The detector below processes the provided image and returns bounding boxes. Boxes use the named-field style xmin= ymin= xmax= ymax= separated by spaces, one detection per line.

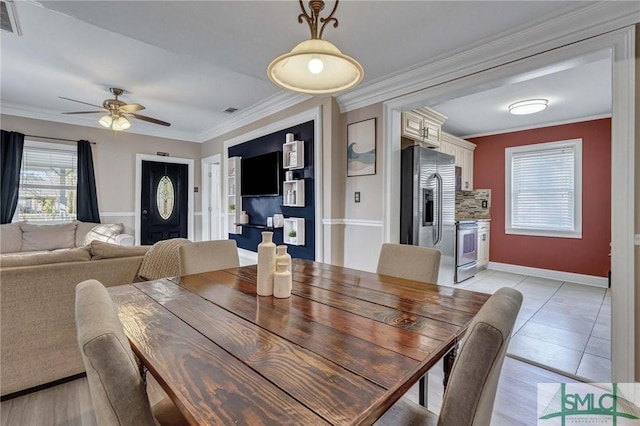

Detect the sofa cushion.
xmin=84 ymin=223 xmax=124 ymax=246
xmin=21 ymin=222 xmax=77 ymax=252
xmin=0 ymin=246 xmax=91 ymax=268
xmin=90 ymin=241 xmax=150 ymax=260
xmin=75 ymin=221 xmax=100 ymax=247
xmin=0 ymin=221 xmax=25 ymax=254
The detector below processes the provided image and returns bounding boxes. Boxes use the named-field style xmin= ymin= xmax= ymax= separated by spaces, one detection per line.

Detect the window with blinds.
xmin=15 ymin=141 xmax=78 ymax=222
xmin=505 ymin=139 xmax=582 ymax=238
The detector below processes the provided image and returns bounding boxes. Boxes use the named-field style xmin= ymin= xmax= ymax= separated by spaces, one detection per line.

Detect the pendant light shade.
xmin=112 ymin=115 xmax=131 ymax=131
xmin=268 ymin=0 xmax=364 ymax=95
xmin=98 ymin=114 xmax=113 ymax=128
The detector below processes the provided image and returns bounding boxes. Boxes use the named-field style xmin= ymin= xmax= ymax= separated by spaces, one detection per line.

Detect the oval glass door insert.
xmin=156 ymin=175 xmax=175 ymax=220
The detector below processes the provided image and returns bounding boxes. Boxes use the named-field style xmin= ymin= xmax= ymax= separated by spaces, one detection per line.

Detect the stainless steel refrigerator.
xmin=400 ymin=145 xmax=456 ymax=286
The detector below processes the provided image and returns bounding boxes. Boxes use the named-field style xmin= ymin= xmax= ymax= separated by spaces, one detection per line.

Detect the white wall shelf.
xmin=283 ymin=180 xmax=304 ymax=207
xmin=283 ymin=218 xmax=305 ymax=246
xmin=226 ymin=156 xmax=242 ymax=234
xmin=283 ymin=140 xmax=304 ymax=170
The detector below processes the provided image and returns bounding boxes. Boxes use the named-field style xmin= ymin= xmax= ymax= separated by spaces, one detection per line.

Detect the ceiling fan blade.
xmin=120 ymin=103 xmax=145 ymax=113
xmin=62 ymin=111 xmax=103 ymax=114
xmin=59 ymin=96 xmax=105 ymax=110
xmin=130 ymin=113 xmax=171 ymax=127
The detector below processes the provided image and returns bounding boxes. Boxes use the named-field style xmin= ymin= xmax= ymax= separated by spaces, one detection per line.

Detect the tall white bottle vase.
xmin=257 ymin=232 xmax=276 ymax=296
xmin=273 ymin=262 xmax=292 ymax=298
xmin=275 ymin=245 xmax=292 ymax=272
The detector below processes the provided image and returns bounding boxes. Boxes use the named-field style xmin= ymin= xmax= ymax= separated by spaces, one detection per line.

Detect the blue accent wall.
xmin=228 ymin=120 xmax=315 ymax=260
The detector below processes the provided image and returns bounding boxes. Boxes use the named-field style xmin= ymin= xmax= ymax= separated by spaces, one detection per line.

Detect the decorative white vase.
xmin=257 ymin=231 xmax=276 ymax=296
xmin=240 ymin=211 xmax=249 ymax=224
xmin=273 ymin=262 xmax=292 ymax=298
xmin=275 ymin=245 xmax=292 ymax=272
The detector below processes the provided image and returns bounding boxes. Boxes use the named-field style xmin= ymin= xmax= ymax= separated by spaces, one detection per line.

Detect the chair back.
xmin=178 ymin=240 xmax=240 ymax=275
xmin=438 ymin=287 xmax=523 ymax=426
xmin=376 ymin=243 xmax=441 ymax=283
xmin=75 ymin=279 xmax=156 ymax=426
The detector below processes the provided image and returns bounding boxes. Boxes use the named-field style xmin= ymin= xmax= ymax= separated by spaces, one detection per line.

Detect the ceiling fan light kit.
xmin=508 ymin=98 xmax=549 ymax=115
xmin=268 ymin=0 xmax=364 ymax=95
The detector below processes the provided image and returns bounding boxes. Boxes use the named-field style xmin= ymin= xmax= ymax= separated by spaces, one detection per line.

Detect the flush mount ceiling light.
xmin=267 ymin=0 xmax=364 ymax=95
xmin=508 ymin=99 xmax=549 ymax=115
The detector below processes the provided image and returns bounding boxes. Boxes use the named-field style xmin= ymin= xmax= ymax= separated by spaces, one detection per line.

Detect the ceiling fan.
xmin=60 ymin=87 xmax=171 ymax=131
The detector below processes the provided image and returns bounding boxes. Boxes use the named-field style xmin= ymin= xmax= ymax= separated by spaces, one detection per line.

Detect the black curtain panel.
xmin=76 ymin=139 xmax=101 ymax=223
xmin=0 ymin=130 xmax=25 ymax=224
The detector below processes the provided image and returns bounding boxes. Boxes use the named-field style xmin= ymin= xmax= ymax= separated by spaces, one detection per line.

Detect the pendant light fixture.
xmin=268 ymin=0 xmax=364 ymax=95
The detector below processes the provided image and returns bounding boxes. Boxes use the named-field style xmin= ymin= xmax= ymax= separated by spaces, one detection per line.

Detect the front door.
xmin=140 ymin=160 xmax=188 ymax=245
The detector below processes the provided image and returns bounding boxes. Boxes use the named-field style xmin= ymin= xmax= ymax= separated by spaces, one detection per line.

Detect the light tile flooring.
xmin=457 ymin=268 xmax=611 ymax=382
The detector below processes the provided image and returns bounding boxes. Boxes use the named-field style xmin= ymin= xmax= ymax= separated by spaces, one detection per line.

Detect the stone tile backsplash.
xmin=456 ymin=189 xmax=491 ymax=219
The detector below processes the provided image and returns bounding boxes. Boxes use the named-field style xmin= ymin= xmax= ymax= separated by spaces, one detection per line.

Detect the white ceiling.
xmin=0 ymin=1 xmax=613 ymax=142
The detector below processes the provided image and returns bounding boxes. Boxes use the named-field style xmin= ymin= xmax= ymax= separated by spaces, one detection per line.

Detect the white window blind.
xmin=15 ymin=141 xmax=78 ymax=222
xmin=505 ymin=139 xmax=582 ymax=238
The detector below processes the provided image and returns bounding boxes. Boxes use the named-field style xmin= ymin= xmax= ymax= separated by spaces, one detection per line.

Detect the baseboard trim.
xmin=487 ymin=262 xmax=608 ymax=288
xmin=1 ymin=373 xmax=87 ymax=401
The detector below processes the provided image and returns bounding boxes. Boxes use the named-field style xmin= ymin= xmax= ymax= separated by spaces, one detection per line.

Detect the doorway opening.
xmin=202 ymin=154 xmax=222 ymax=241
xmin=383 ymin=28 xmax=635 ymax=383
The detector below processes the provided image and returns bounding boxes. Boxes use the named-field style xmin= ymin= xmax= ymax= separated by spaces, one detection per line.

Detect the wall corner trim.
xmin=635 ymin=234 xmax=640 ymax=246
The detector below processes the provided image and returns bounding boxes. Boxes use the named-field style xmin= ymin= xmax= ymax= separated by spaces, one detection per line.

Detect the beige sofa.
xmin=0 ymin=220 xmax=134 ymax=255
xmin=0 ymin=240 xmax=149 ymax=397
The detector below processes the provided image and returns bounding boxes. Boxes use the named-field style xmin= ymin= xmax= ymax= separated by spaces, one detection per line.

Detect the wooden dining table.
xmin=108 ymin=259 xmax=490 ymax=426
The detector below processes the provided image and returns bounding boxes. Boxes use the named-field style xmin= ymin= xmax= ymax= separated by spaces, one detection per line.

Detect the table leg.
xmin=418 ymin=374 xmax=428 ymax=407
xmin=442 ymin=343 xmax=458 ymax=390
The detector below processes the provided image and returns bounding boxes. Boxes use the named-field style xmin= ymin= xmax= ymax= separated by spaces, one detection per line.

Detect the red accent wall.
xmin=470 ymin=119 xmax=611 ymax=277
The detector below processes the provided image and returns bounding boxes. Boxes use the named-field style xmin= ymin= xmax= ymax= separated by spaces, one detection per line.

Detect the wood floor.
xmin=1 ymin=356 xmax=574 ymax=426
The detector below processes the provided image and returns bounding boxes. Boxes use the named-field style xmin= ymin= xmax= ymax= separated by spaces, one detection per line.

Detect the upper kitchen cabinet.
xmin=401 ymin=107 xmax=447 ymax=148
xmin=440 ymin=132 xmax=476 ymax=191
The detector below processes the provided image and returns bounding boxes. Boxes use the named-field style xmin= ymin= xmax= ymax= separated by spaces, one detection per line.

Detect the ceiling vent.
xmin=1 ymin=0 xmax=22 ymax=35
xmin=223 ymin=107 xmax=238 ymax=114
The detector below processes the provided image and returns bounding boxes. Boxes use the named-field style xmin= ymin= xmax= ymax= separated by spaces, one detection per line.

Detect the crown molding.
xmin=459 ymin=113 xmax=612 ymax=139
xmin=336 ymin=2 xmax=640 ymax=113
xmin=195 ymin=91 xmax=311 ymax=143
xmin=2 ymin=90 xmax=311 ymax=144
xmin=1 ymin=102 xmax=201 ymax=143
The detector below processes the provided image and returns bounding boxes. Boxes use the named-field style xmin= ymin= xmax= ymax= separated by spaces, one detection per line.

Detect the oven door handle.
xmin=432 ymin=172 xmax=443 ymax=246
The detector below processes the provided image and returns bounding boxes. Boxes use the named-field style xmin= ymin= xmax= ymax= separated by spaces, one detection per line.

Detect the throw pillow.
xmin=90 ymin=241 xmax=150 ymax=260
xmin=0 ymin=221 xmax=25 ymax=254
xmin=20 ymin=222 xmax=77 ymax=252
xmin=84 ymin=223 xmax=125 ymax=245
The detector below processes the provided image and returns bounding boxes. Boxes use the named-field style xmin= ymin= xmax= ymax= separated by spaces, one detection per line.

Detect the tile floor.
xmin=457 ymin=268 xmax=611 ymax=382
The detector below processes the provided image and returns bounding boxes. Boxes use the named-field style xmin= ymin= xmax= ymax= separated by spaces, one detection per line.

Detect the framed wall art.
xmin=347 ymin=118 xmax=376 ymax=177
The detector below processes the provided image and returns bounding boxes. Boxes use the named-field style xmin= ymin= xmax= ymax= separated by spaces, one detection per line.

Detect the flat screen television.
xmin=241 ymin=152 xmax=281 ymax=196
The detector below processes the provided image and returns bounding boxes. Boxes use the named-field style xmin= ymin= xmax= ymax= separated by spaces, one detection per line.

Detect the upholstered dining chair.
xmin=375 ymin=287 xmax=523 ymax=426
xmin=75 ymin=279 xmax=188 ymax=426
xmin=137 ymin=238 xmax=191 ymax=281
xmin=178 ymin=239 xmax=240 ymax=275
xmin=376 ymin=243 xmax=441 ymax=284
xmin=377 ymin=242 xmax=442 ymax=405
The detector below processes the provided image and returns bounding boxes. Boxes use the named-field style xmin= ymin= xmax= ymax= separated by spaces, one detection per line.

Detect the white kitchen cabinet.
xmin=401 ymin=107 xmax=447 ymax=148
xmin=477 ymin=221 xmax=490 ymax=269
xmin=440 ymin=132 xmax=476 ymax=190
xmin=226 ymin=156 xmax=242 ymax=234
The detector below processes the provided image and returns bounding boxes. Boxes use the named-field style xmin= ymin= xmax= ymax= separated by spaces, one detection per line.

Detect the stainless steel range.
xmin=455 ymin=220 xmax=478 ymax=283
